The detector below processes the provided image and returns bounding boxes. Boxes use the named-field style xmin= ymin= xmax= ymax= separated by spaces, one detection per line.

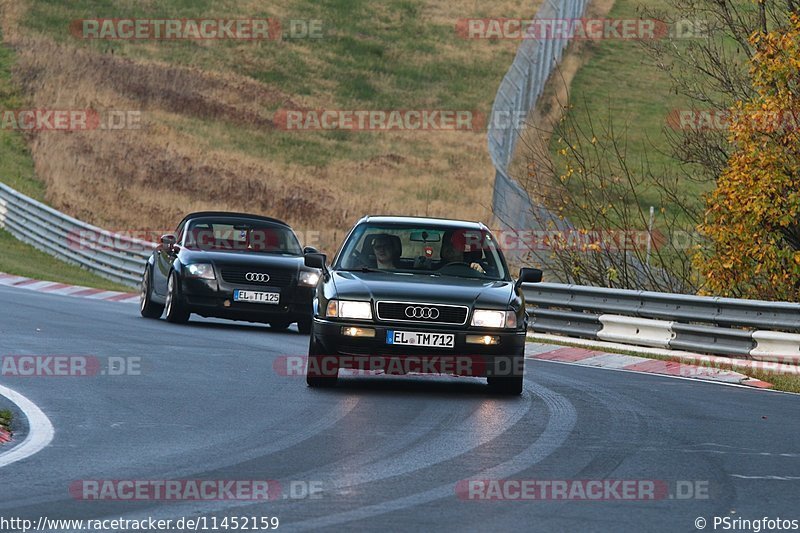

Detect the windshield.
xmin=182 ymin=218 xmax=303 ymax=255
xmin=335 ymin=223 xmax=508 ymax=280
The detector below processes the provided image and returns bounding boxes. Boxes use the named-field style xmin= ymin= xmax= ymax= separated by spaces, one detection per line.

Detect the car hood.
xmin=331 ymin=271 xmax=513 ymax=308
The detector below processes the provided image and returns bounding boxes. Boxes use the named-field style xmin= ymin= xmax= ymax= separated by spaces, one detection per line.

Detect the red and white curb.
xmin=0 ymin=271 xmax=780 ymax=389
xmin=526 ymin=344 xmax=773 ymax=389
xmin=0 ymin=427 xmax=10 ymax=444
xmin=0 ymin=273 xmax=138 ymax=303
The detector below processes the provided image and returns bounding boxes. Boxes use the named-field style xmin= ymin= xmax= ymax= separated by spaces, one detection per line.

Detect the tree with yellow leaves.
xmin=697 ymin=15 xmax=800 ymax=300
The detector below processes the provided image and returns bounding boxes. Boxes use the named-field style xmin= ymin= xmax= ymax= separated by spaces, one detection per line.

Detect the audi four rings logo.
xmin=245 ymin=272 xmax=270 ymax=282
xmin=405 ymin=306 xmax=440 ymax=319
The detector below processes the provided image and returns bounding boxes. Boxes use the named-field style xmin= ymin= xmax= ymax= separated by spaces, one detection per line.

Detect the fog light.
xmin=466 ymin=335 xmax=500 ymax=345
xmin=341 ymin=327 xmax=376 ymax=338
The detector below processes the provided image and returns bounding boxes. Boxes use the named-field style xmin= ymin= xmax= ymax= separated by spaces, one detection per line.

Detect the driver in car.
xmin=373 ymin=234 xmax=400 ymax=270
xmin=440 ymin=230 xmax=485 ymax=274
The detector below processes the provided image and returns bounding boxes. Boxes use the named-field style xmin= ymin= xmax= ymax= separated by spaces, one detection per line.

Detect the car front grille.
xmin=219 ymin=266 xmax=294 ymax=287
xmin=376 ymin=301 xmax=469 ymax=325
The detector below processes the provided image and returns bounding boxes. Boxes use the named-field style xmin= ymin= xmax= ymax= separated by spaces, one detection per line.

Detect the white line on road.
xmin=0 ymin=384 xmax=55 ymax=468
xmin=290 ymin=379 xmax=578 ymax=530
xmin=731 ymin=475 xmax=800 ymax=481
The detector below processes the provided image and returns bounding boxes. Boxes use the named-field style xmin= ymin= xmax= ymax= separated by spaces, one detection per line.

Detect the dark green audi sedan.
xmin=304 ymin=216 xmax=542 ymax=394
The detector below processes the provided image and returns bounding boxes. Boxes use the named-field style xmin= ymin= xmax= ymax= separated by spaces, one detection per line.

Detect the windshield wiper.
xmin=338 ymin=267 xmax=384 ymax=273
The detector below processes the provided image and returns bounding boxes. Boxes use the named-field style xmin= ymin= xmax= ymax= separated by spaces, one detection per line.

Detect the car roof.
xmin=357 ymin=215 xmax=488 ymax=231
xmin=178 ymin=211 xmax=291 ymax=228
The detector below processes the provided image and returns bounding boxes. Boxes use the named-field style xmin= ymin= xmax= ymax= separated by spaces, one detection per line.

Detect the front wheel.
xmin=269 ymin=320 xmax=292 ymax=332
xmin=165 ymin=271 xmax=190 ymax=324
xmin=487 ymin=354 xmax=524 ymax=395
xmin=487 ymin=375 xmax=524 ymax=395
xmin=140 ymin=264 xmax=165 ymax=319
xmin=297 ymin=317 xmax=312 ymax=335
xmin=306 ymin=335 xmax=338 ymax=387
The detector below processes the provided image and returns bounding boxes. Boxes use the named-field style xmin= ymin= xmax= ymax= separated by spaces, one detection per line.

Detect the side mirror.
xmin=515 ymin=267 xmax=543 ymax=289
xmin=303 ymin=246 xmax=320 ymax=255
xmin=160 ymin=233 xmax=177 ymax=250
xmin=304 ymin=252 xmax=327 ymax=270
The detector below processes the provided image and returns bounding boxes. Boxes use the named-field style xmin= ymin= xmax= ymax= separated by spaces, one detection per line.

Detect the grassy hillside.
xmin=542 ymin=0 xmax=707 ymax=224
xmin=0 ymin=23 xmax=129 ymax=289
xmin=0 ymin=25 xmax=41 ymax=200
xmin=0 ymin=0 xmax=540 ymax=256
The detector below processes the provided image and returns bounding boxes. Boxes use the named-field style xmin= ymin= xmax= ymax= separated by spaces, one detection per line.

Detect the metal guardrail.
xmin=1 ymin=182 xmax=799 ymax=364
xmin=488 ymin=0 xmax=588 ymax=251
xmin=0 ymin=183 xmax=152 ymax=287
xmin=523 ymin=283 xmax=800 ymax=364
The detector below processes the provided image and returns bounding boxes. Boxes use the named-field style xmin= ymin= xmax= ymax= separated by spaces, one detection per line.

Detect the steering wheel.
xmin=439 ymin=261 xmax=484 ymax=276
xmin=414 ymin=256 xmax=433 ymax=269
xmin=442 ymin=261 xmax=469 ymax=268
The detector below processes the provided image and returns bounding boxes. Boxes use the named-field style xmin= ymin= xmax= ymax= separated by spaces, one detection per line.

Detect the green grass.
xmin=1 ymin=26 xmax=120 ymax=291
xmin=0 ymin=409 xmax=12 ymax=431
xmin=0 ymin=229 xmax=132 ymax=291
xmin=0 ymin=30 xmax=43 ymax=201
xmin=0 ymin=28 xmax=127 ymax=291
xmin=550 ymin=0 xmax=706 ymax=224
xmin=528 ymin=334 xmax=800 ymax=394
xmin=2 ymin=0 xmax=532 ymax=173
xmin=0 ymin=0 xmax=530 ymax=287
xmin=163 ymin=112 xmax=403 ymax=168
xmin=21 ymin=0 xmax=519 ymax=114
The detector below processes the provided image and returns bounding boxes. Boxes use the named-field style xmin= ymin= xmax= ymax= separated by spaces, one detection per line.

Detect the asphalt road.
xmin=0 ymin=284 xmax=799 ymax=532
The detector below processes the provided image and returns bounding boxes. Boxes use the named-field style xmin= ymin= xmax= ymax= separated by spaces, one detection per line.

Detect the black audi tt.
xmin=304 ymin=215 xmax=542 ymax=394
xmin=139 ymin=211 xmax=321 ymax=332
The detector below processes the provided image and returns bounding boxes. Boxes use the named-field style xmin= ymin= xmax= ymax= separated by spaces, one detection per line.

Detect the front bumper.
xmin=311 ymin=317 xmax=526 ymax=377
xmin=180 ymin=277 xmax=314 ymax=322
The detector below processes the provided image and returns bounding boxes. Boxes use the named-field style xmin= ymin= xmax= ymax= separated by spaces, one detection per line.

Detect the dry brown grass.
xmin=1 ymin=0 xmax=542 ymax=254
xmin=0 ymin=0 xmax=24 ymax=42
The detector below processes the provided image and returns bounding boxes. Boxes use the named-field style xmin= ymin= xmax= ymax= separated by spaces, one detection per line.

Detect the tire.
xmin=139 ymin=265 xmax=165 ymax=319
xmin=306 ymin=335 xmax=338 ymax=387
xmin=297 ymin=317 xmax=312 ymax=335
xmin=269 ymin=320 xmax=292 ymax=331
xmin=487 ymin=375 xmax=524 ymax=395
xmin=165 ymin=270 xmax=191 ymax=324
xmin=487 ymin=354 xmax=524 ymax=395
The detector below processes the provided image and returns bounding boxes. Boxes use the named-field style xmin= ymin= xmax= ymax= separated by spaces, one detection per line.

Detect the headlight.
xmin=325 ymin=299 xmax=373 ymax=320
xmin=298 ymin=270 xmax=321 ymax=287
xmin=471 ymin=309 xmax=516 ymax=328
xmin=185 ymin=263 xmax=215 ymax=280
